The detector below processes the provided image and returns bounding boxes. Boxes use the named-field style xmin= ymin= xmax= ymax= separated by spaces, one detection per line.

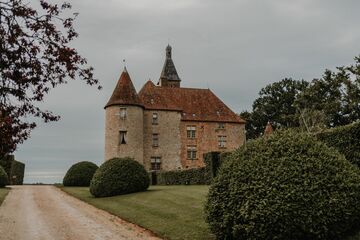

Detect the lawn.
xmin=0 ymin=188 xmax=10 ymax=206
xmin=61 ymin=185 xmax=215 ymax=240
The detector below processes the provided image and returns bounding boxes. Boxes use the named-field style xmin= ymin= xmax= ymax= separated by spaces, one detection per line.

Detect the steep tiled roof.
xmin=139 ymin=82 xmax=245 ymax=123
xmin=105 ymin=68 xmax=143 ymax=109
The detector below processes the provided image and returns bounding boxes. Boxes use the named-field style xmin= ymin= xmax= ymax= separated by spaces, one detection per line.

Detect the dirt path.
xmin=0 ymin=186 xmax=161 ymax=240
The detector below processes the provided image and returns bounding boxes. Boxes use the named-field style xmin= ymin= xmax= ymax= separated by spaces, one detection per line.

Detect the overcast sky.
xmin=15 ymin=0 xmax=360 ymax=183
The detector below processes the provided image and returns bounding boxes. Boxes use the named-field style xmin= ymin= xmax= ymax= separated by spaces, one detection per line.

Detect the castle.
xmin=104 ymin=45 xmax=246 ymax=171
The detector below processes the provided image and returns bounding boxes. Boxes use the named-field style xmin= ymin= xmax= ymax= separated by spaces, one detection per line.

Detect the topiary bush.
xmin=0 ymin=166 xmax=8 ymax=188
xmin=317 ymin=121 xmax=360 ymax=167
xmin=90 ymin=157 xmax=149 ymax=197
xmin=63 ymin=161 xmax=98 ymax=187
xmin=205 ymin=130 xmax=360 ymax=240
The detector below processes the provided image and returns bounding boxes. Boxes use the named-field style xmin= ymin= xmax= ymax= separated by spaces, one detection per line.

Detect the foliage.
xmin=240 ymin=78 xmax=308 ymax=139
xmin=317 ymin=121 xmax=360 ymax=167
xmin=0 ymin=155 xmax=13 ymax=177
xmin=63 ymin=161 xmax=98 ymax=187
xmin=205 ymin=130 xmax=360 ymax=240
xmin=157 ymin=167 xmax=209 ymax=185
xmin=0 ymin=166 xmax=8 ymax=187
xmin=296 ymin=65 xmax=360 ymax=128
xmin=90 ymin=158 xmax=149 ymax=197
xmin=61 ymin=185 xmax=214 ymax=240
xmin=0 ymin=0 xmax=100 ymax=158
xmin=243 ymin=56 xmax=360 ymax=139
xmin=9 ymin=160 xmax=24 ymax=185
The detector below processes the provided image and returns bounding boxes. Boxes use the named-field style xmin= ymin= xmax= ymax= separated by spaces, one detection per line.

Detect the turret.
xmin=159 ymin=45 xmax=181 ymax=88
xmin=104 ymin=68 xmax=144 ymax=164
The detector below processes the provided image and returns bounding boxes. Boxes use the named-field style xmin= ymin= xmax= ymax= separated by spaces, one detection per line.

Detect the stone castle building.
xmin=104 ymin=45 xmax=245 ymax=171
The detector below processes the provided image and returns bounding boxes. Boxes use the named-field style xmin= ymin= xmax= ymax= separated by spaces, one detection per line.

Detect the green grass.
xmin=61 ymin=185 xmax=214 ymax=240
xmin=0 ymin=188 xmax=10 ymax=206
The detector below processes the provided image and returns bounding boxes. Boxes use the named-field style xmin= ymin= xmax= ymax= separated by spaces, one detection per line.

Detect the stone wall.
xmin=104 ymin=105 xmax=144 ymax=164
xmin=143 ymin=110 xmax=182 ymax=171
xmin=179 ymin=121 xmax=245 ymax=169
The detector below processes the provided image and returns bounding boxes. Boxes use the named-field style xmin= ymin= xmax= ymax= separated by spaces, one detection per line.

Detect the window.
xmin=187 ymin=126 xmax=196 ymax=139
xmin=152 ymin=133 xmax=159 ymax=147
xmin=150 ymin=157 xmax=161 ymax=171
xmin=119 ymin=131 xmax=127 ymax=144
xmin=118 ymin=108 xmax=127 ymax=119
xmin=218 ymin=123 xmax=225 ymax=129
xmin=152 ymin=113 xmax=158 ymax=125
xmin=187 ymin=146 xmax=197 ymax=160
xmin=218 ymin=135 xmax=227 ymax=148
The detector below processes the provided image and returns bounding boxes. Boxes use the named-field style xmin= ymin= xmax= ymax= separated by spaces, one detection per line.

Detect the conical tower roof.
xmin=105 ymin=68 xmax=143 ymax=109
xmin=264 ymin=122 xmax=274 ymax=136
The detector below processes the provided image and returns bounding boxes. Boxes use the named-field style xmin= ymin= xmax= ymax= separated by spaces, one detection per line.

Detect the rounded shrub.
xmin=63 ymin=161 xmax=98 ymax=187
xmin=90 ymin=157 xmax=149 ymax=197
xmin=0 ymin=166 xmax=8 ymax=188
xmin=205 ymin=130 xmax=360 ymax=240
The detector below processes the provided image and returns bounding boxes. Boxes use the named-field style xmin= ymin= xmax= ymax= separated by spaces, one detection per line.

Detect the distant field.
xmin=61 ymin=185 xmax=214 ymax=240
xmin=0 ymin=188 xmax=10 ymax=206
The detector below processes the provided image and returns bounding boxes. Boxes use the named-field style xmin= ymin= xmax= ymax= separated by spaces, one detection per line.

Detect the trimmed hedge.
xmin=205 ymin=130 xmax=360 ymax=240
xmin=63 ymin=161 xmax=98 ymax=187
xmin=0 ymin=155 xmax=14 ymax=179
xmin=0 ymin=166 xmax=8 ymax=187
xmin=90 ymin=157 xmax=149 ymax=197
xmin=0 ymin=155 xmax=25 ymax=185
xmin=317 ymin=121 xmax=360 ymax=167
xmin=157 ymin=167 xmax=210 ymax=185
xmin=9 ymin=160 xmax=25 ymax=185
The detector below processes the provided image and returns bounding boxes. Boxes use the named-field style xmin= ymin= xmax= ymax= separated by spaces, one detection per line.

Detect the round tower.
xmin=104 ymin=68 xmax=144 ymax=165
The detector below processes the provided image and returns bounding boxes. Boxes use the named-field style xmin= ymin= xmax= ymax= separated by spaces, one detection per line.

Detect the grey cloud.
xmin=16 ymin=0 xmax=360 ymax=183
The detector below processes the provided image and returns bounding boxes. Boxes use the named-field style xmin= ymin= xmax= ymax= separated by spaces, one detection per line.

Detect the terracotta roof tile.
xmin=139 ymin=83 xmax=245 ymax=123
xmin=105 ymin=69 xmax=143 ymax=109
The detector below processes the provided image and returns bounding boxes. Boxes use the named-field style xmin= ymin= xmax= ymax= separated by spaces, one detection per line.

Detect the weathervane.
xmin=123 ymin=59 xmax=127 ymax=72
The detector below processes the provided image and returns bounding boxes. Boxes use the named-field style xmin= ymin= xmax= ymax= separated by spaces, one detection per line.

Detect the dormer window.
xmin=119 ymin=108 xmax=127 ymax=119
xmin=119 ymin=131 xmax=127 ymax=144
xmin=152 ymin=113 xmax=158 ymax=125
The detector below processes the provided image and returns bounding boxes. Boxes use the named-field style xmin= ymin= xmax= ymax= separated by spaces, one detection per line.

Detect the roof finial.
xmin=123 ymin=59 xmax=127 ymax=72
xmin=166 ymin=44 xmax=172 ymax=59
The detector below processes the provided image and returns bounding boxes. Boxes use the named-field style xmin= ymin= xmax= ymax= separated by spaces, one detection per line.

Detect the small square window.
xmin=186 ymin=126 xmax=196 ymax=139
xmin=187 ymin=146 xmax=197 ymax=160
xmin=119 ymin=131 xmax=127 ymax=144
xmin=218 ymin=123 xmax=225 ymax=129
xmin=152 ymin=113 xmax=158 ymax=125
xmin=118 ymin=108 xmax=127 ymax=119
xmin=218 ymin=135 xmax=227 ymax=148
xmin=150 ymin=157 xmax=161 ymax=171
xmin=152 ymin=133 xmax=159 ymax=147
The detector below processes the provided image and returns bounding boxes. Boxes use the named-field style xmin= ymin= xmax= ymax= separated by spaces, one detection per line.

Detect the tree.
xmin=0 ymin=0 xmax=100 ymax=158
xmin=242 ymin=78 xmax=308 ymax=139
xmin=296 ymin=61 xmax=360 ymax=128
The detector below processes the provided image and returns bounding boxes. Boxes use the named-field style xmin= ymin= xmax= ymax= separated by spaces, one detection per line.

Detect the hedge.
xmin=0 ymin=166 xmax=8 ymax=187
xmin=156 ymin=167 xmax=210 ymax=185
xmin=152 ymin=152 xmax=231 ymax=185
xmin=0 ymin=155 xmax=25 ymax=185
xmin=317 ymin=121 xmax=360 ymax=167
xmin=63 ymin=161 xmax=98 ymax=187
xmin=9 ymin=160 xmax=25 ymax=185
xmin=0 ymin=155 xmax=14 ymax=178
xmin=205 ymin=130 xmax=360 ymax=240
xmin=90 ymin=157 xmax=149 ymax=197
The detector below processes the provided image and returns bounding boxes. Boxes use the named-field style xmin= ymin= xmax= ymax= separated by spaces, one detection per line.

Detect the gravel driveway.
xmin=0 ymin=185 xmax=161 ymax=240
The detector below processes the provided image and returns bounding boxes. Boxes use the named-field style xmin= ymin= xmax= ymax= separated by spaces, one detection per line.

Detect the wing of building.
xmin=104 ymin=45 xmax=245 ymax=171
